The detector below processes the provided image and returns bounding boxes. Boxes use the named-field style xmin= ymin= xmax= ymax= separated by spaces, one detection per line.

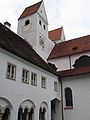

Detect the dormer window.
xmin=39 ymin=20 xmax=41 ymax=25
xmin=25 ymin=19 xmax=30 ymax=25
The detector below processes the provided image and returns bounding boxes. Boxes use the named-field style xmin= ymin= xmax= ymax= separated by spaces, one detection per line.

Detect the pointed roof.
xmin=18 ymin=1 xmax=42 ymax=20
xmin=48 ymin=27 xmax=63 ymax=41
xmin=48 ymin=35 xmax=90 ymax=60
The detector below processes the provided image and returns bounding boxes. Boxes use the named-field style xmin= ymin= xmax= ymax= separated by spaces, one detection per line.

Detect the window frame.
xmin=41 ymin=76 xmax=46 ymax=88
xmin=31 ymin=72 xmax=37 ymax=86
xmin=22 ymin=68 xmax=29 ymax=84
xmin=64 ymin=87 xmax=73 ymax=109
xmin=43 ymin=25 xmax=45 ymax=30
xmin=25 ymin=19 xmax=30 ymax=26
xmin=39 ymin=20 xmax=42 ymax=26
xmin=54 ymin=81 xmax=58 ymax=92
xmin=6 ymin=62 xmax=16 ymax=80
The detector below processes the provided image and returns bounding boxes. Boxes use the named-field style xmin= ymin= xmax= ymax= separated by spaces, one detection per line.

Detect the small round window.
xmin=25 ymin=19 xmax=30 ymax=25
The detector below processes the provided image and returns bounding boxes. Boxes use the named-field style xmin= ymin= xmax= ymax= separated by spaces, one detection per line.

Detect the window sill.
xmin=6 ymin=76 xmax=16 ymax=81
xmin=64 ymin=106 xmax=73 ymax=109
xmin=31 ymin=83 xmax=37 ymax=86
xmin=22 ymin=81 xmax=29 ymax=84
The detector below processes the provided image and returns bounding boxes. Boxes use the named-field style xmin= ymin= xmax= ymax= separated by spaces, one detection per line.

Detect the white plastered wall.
xmin=0 ymin=48 xmax=61 ymax=120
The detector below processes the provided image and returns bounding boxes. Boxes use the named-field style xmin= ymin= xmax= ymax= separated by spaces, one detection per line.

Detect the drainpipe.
xmin=69 ymin=55 xmax=71 ymax=69
xmin=59 ymin=77 xmax=64 ymax=120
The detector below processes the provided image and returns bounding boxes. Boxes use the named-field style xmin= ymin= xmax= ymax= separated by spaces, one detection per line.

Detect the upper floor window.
xmin=31 ymin=72 xmax=37 ymax=86
xmin=25 ymin=19 xmax=30 ymax=25
xmin=41 ymin=76 xmax=46 ymax=88
xmin=54 ymin=81 xmax=58 ymax=92
xmin=39 ymin=20 xmax=41 ymax=25
xmin=43 ymin=25 xmax=45 ymax=30
xmin=65 ymin=87 xmax=73 ymax=108
xmin=22 ymin=68 xmax=29 ymax=83
xmin=6 ymin=62 xmax=16 ymax=80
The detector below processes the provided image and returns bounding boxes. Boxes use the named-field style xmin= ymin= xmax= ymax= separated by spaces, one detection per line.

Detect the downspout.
xmin=59 ymin=77 xmax=64 ymax=120
xmin=69 ymin=55 xmax=71 ymax=69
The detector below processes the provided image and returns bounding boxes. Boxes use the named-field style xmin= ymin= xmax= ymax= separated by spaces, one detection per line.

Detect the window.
xmin=43 ymin=25 xmax=45 ymax=30
xmin=22 ymin=68 xmax=29 ymax=83
xmin=39 ymin=20 xmax=41 ymax=25
xmin=31 ymin=72 xmax=37 ymax=86
xmin=41 ymin=76 xmax=46 ymax=88
xmin=54 ymin=81 xmax=58 ymax=92
xmin=25 ymin=19 xmax=30 ymax=25
xmin=65 ymin=87 xmax=73 ymax=108
xmin=39 ymin=36 xmax=45 ymax=49
xmin=6 ymin=62 xmax=16 ymax=80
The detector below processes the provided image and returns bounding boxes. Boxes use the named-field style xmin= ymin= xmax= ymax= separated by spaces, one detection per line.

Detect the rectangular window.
xmin=22 ymin=68 xmax=29 ymax=83
xmin=41 ymin=76 xmax=46 ymax=88
xmin=54 ymin=81 xmax=58 ymax=92
xmin=6 ymin=62 xmax=16 ymax=80
xmin=31 ymin=72 xmax=37 ymax=86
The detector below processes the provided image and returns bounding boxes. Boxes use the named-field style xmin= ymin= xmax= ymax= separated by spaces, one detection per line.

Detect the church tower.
xmin=17 ymin=1 xmax=54 ymax=61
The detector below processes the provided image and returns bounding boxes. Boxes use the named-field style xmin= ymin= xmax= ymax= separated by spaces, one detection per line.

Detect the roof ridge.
xmin=49 ymin=27 xmax=63 ymax=32
xmin=18 ymin=0 xmax=42 ymax=20
xmin=67 ymin=34 xmax=90 ymax=41
xmin=55 ymin=34 xmax=90 ymax=46
xmin=26 ymin=0 xmax=42 ymax=10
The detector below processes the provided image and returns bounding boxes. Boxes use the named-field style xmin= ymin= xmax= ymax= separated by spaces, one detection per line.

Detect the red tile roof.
xmin=48 ymin=27 xmax=62 ymax=41
xmin=57 ymin=66 xmax=90 ymax=77
xmin=0 ymin=23 xmax=57 ymax=75
xmin=18 ymin=1 xmax=42 ymax=20
xmin=48 ymin=35 xmax=90 ymax=60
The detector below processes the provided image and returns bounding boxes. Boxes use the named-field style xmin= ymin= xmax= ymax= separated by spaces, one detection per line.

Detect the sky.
xmin=0 ymin=0 xmax=90 ymax=40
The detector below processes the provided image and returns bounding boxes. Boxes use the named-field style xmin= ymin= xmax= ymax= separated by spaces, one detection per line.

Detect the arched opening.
xmin=25 ymin=20 xmax=30 ymax=25
xmin=22 ymin=108 xmax=28 ymax=120
xmin=42 ymin=108 xmax=46 ymax=120
xmin=39 ymin=108 xmax=42 ymax=120
xmin=29 ymin=108 xmax=34 ymax=120
xmin=2 ymin=108 xmax=10 ymax=120
xmin=18 ymin=100 xmax=35 ymax=120
xmin=51 ymin=98 xmax=60 ymax=120
xmin=73 ymin=55 xmax=90 ymax=68
xmin=0 ymin=97 xmax=12 ymax=120
xmin=65 ymin=87 xmax=73 ymax=107
xmin=39 ymin=102 xmax=48 ymax=120
xmin=18 ymin=108 xmax=23 ymax=120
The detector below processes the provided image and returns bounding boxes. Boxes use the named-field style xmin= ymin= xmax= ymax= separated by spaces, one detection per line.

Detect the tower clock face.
xmin=21 ymin=20 xmax=33 ymax=34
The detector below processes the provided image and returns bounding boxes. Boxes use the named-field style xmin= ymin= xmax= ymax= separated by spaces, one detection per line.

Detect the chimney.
xmin=4 ymin=21 xmax=11 ymax=29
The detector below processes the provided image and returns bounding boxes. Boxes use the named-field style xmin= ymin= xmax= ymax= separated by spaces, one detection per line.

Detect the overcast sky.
xmin=0 ymin=0 xmax=90 ymax=40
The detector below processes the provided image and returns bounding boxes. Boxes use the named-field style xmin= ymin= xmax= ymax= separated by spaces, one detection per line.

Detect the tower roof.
xmin=48 ymin=27 xmax=63 ymax=41
xmin=18 ymin=1 xmax=42 ymax=20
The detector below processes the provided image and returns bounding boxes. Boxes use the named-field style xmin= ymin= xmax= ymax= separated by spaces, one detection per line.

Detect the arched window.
xmin=39 ymin=108 xmax=42 ymax=120
xmin=25 ymin=20 xmax=30 ymax=25
xmin=65 ymin=88 xmax=73 ymax=107
xmin=18 ymin=108 xmax=23 ymax=120
xmin=29 ymin=108 xmax=34 ymax=120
